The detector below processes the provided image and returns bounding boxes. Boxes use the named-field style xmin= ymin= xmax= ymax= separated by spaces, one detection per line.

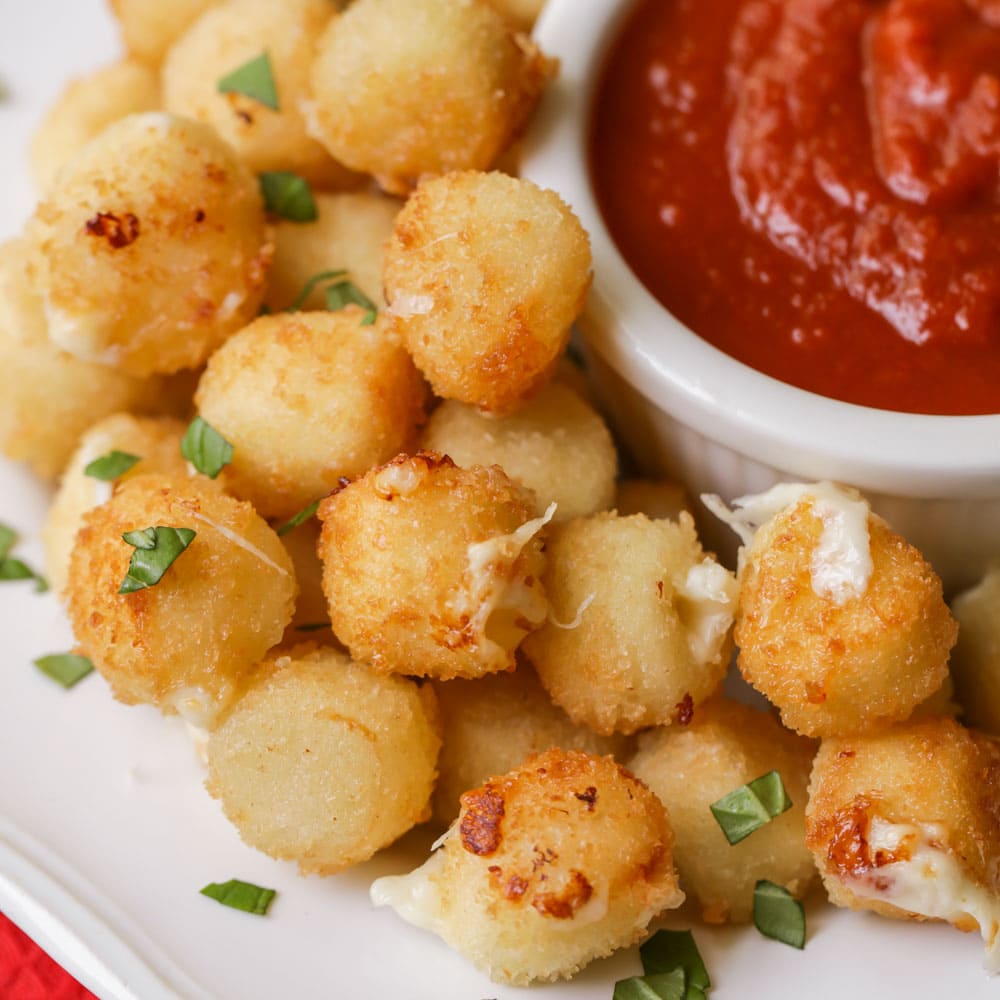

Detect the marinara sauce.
xmin=591 ymin=0 xmax=1000 ymax=414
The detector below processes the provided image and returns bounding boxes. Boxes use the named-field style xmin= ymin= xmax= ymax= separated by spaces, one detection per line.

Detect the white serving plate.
xmin=0 ymin=3 xmax=994 ymax=998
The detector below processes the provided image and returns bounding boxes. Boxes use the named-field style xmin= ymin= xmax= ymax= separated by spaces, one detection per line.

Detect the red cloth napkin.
xmin=0 ymin=912 xmax=96 ymax=999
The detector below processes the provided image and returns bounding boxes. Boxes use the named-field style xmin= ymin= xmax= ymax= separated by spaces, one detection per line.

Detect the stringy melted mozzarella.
xmin=702 ymin=481 xmax=872 ymax=605
xmin=846 ymin=819 xmax=1000 ymax=971
xmin=676 ymin=558 xmax=739 ymax=665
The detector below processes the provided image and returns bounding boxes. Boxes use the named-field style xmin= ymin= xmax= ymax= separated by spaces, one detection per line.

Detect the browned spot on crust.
xmin=85 ymin=212 xmax=140 ymax=249
xmin=531 ymin=846 xmax=557 ymax=871
xmin=805 ymin=681 xmax=828 ymax=705
xmin=459 ymin=784 xmax=505 ymax=856
xmin=656 ymin=579 xmax=664 ymax=598
xmin=676 ymin=692 xmax=694 ymax=725
xmin=574 ymin=786 xmax=598 ymax=811
xmin=825 ymin=796 xmax=910 ymax=876
xmin=531 ymin=870 xmax=593 ymax=919
xmin=639 ymin=842 xmax=666 ymax=881
xmin=194 ymin=210 xmax=205 ymax=223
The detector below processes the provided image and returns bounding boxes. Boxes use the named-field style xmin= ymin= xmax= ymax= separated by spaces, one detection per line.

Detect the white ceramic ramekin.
xmin=520 ymin=0 xmax=1000 ymax=592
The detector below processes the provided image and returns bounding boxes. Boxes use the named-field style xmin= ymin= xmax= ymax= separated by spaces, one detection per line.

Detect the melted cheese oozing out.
xmin=165 ymin=685 xmax=216 ymax=730
xmin=848 ymin=819 xmax=1000 ymax=971
xmin=370 ymin=850 xmax=449 ymax=934
xmin=454 ymin=502 xmax=556 ymax=654
xmin=388 ymin=292 xmax=434 ymax=318
xmin=183 ymin=720 xmax=210 ymax=766
xmin=676 ymin=559 xmax=739 ymax=665
xmin=45 ymin=301 xmax=124 ymax=367
xmin=191 ymin=512 xmax=289 ymax=576
xmin=702 ymin=481 xmax=873 ymax=605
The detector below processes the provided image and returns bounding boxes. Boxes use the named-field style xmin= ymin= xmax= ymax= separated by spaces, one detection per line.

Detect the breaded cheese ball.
xmin=318 ymin=452 xmax=548 ymax=679
xmin=431 ymin=666 xmax=630 ymax=824
xmin=385 ymin=171 xmax=592 ymax=414
xmin=805 ymin=717 xmax=1000 ymax=966
xmin=278 ymin=518 xmax=333 ymax=641
xmin=66 ymin=474 xmax=296 ymax=728
xmin=0 ymin=239 xmax=149 ymax=480
xmin=42 ymin=413 xmax=190 ymax=597
xmin=951 ymin=565 xmax=1000 ymax=735
xmin=724 ymin=483 xmax=956 ymax=738
xmin=616 ymin=479 xmax=692 ymax=522
xmin=522 ymin=512 xmax=738 ymax=735
xmin=372 ymin=749 xmax=683 ymax=985
xmin=31 ymin=60 xmax=160 ymax=192
xmin=109 ymin=0 xmax=221 ymax=65
xmin=207 ymin=645 xmax=440 ymax=874
xmin=195 ymin=310 xmax=426 ymax=520
xmin=264 ymin=191 xmax=400 ymax=311
xmin=308 ymin=0 xmax=552 ymax=193
xmin=27 ymin=113 xmax=270 ymax=376
xmin=162 ymin=0 xmax=351 ymax=187
xmin=629 ymin=698 xmax=817 ymax=924
xmin=420 ymin=383 xmax=616 ymax=522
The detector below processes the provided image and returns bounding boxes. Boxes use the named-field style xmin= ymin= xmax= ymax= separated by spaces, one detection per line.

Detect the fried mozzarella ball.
xmin=263 ymin=191 xmax=400 ymax=311
xmin=66 ymin=474 xmax=295 ymax=728
xmin=718 ymin=483 xmax=956 ymax=738
xmin=951 ymin=565 xmax=1000 ymax=735
xmin=42 ymin=413 xmax=190 ymax=597
xmin=207 ymin=645 xmax=440 ymax=874
xmin=308 ymin=0 xmax=552 ymax=193
xmin=31 ymin=60 xmax=160 ymax=192
xmin=27 ymin=113 xmax=270 ymax=377
xmin=522 ymin=512 xmax=738 ymax=735
xmin=616 ymin=479 xmax=692 ymax=522
xmin=0 ymin=240 xmax=149 ymax=479
xmin=372 ymin=749 xmax=683 ymax=985
xmin=162 ymin=0 xmax=351 ymax=187
xmin=318 ymin=452 xmax=549 ymax=680
xmin=629 ymin=698 xmax=816 ymax=924
xmin=195 ymin=310 xmax=426 ymax=520
xmin=278 ymin=519 xmax=333 ymax=641
xmin=805 ymin=717 xmax=1000 ymax=967
xmin=431 ymin=666 xmax=630 ymax=824
xmin=420 ymin=383 xmax=616 ymax=522
xmin=484 ymin=0 xmax=547 ymax=32
xmin=385 ymin=171 xmax=592 ymax=415
xmin=109 ymin=0 xmax=221 ymax=65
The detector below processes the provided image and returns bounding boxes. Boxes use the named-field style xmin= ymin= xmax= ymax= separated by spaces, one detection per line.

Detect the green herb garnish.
xmin=287 ymin=269 xmax=347 ymax=312
xmin=613 ymin=970 xmax=687 ymax=1000
xmin=34 ymin=653 xmax=94 ymax=688
xmin=709 ymin=770 xmax=791 ymax=845
xmin=639 ymin=930 xmax=710 ymax=991
xmin=753 ymin=880 xmax=806 ymax=949
xmin=181 ymin=417 xmax=233 ymax=480
xmin=217 ymin=52 xmax=278 ymax=111
xmin=0 ymin=524 xmax=15 ymax=561
xmin=277 ymin=499 xmax=321 ymax=537
xmin=84 ymin=450 xmax=141 ymax=481
xmin=325 ymin=279 xmax=377 ymax=325
xmin=119 ymin=526 xmax=196 ymax=594
xmin=200 ymin=879 xmax=276 ymax=915
xmin=259 ymin=171 xmax=317 ymax=223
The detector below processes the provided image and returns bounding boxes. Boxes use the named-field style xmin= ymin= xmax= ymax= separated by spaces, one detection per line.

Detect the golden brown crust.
xmin=736 ymin=499 xmax=956 ymax=737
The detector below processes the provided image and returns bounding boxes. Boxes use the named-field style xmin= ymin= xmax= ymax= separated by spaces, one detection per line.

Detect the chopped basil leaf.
xmin=325 ymin=279 xmax=377 ymax=325
xmin=613 ymin=970 xmax=686 ymax=1000
xmin=84 ymin=450 xmax=141 ymax=481
xmin=0 ymin=558 xmax=47 ymax=592
xmin=287 ymin=269 xmax=347 ymax=312
xmin=34 ymin=653 xmax=94 ymax=688
xmin=639 ymin=930 xmax=710 ymax=990
xmin=259 ymin=171 xmax=317 ymax=223
xmin=200 ymin=879 xmax=276 ymax=915
xmin=217 ymin=52 xmax=278 ymax=111
xmin=181 ymin=417 xmax=233 ymax=480
xmin=753 ymin=880 xmax=806 ymax=949
xmin=709 ymin=770 xmax=791 ymax=845
xmin=120 ymin=526 xmax=196 ymax=594
xmin=295 ymin=621 xmax=331 ymax=632
xmin=0 ymin=523 xmax=15 ymax=561
xmin=277 ymin=499 xmax=320 ymax=536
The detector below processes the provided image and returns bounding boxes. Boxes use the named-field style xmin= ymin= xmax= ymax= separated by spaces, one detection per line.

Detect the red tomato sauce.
xmin=590 ymin=0 xmax=1000 ymax=414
